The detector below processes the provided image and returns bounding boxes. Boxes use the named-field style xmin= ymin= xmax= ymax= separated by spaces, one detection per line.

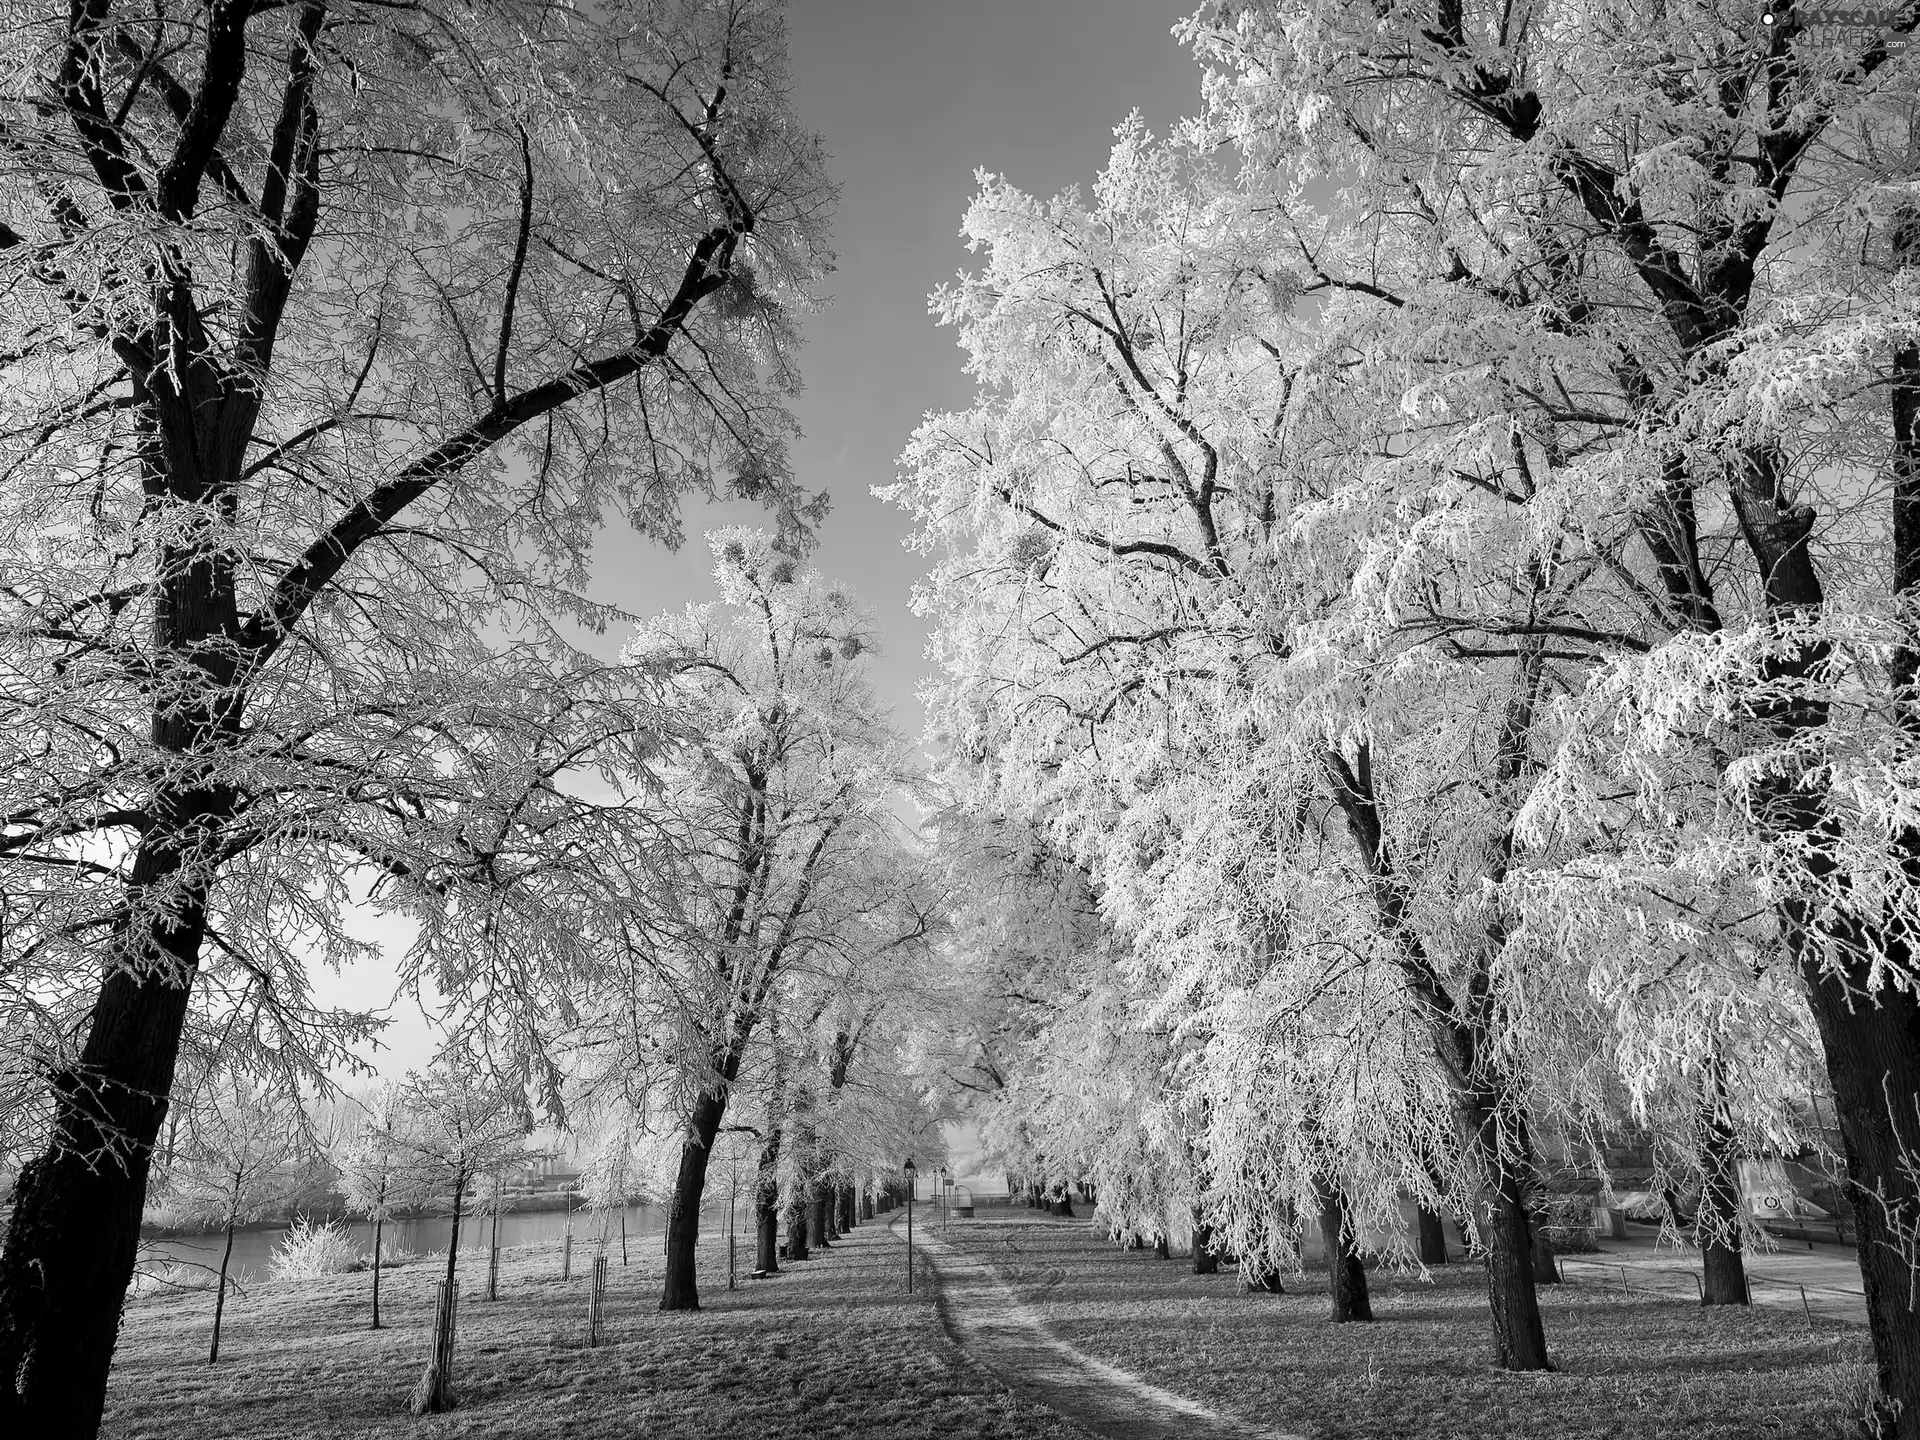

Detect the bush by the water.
xmin=270 ymin=1219 xmax=362 ymax=1280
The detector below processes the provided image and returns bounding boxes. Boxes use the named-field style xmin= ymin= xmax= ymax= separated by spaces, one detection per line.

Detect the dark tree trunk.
xmin=1417 ymin=1204 xmax=1449 ymax=1265
xmin=487 ymin=1202 xmax=501 ymax=1301
xmin=443 ymin=1174 xmax=465 ymax=1295
xmin=1127 ymin=1232 xmax=1145 ymax=1251
xmin=661 ymin=1089 xmax=727 ymax=1311
xmin=785 ymin=1194 xmax=809 ymax=1261
xmin=0 ymin=863 xmax=215 ymax=1436
xmin=371 ymin=1210 xmax=385 ymax=1329
xmin=1696 ymin=1058 xmax=1750 ymax=1306
xmin=1316 ymin=1180 xmax=1373 ymax=1324
xmin=1191 ymin=1207 xmax=1219 ymax=1274
xmin=1840 ymin=202 xmax=1920 ymax=1434
xmin=1243 ymin=1262 xmax=1286 ymax=1294
xmin=1530 ymin=1223 xmax=1561 ymax=1284
xmin=861 ymin=1190 xmax=874 ymax=1221
xmin=1800 ymin=968 xmax=1920 ymax=1431
xmin=754 ymin=1122 xmax=782 ymax=1274
xmin=1154 ymin=1234 xmax=1169 ymax=1259
xmin=840 ymin=1185 xmax=856 ymax=1231
xmin=809 ymin=1190 xmax=830 ymax=1249
xmin=1482 ymin=1168 xmax=1551 ymax=1370
xmin=209 ymin=1211 xmax=238 ymax=1364
xmin=1322 ymin=745 xmax=1552 ymax=1370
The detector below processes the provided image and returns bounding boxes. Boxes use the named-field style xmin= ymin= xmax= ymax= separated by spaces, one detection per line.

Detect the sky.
xmin=317 ymin=0 xmax=1206 ymax=1080
xmin=582 ymin=0 xmax=1205 ymax=741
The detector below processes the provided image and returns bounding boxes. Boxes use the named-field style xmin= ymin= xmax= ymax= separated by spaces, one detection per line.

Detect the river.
xmin=137 ymin=1197 xmax=755 ymax=1291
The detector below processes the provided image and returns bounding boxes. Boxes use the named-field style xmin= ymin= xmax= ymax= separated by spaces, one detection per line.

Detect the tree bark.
xmin=754 ymin=1126 xmax=782 ymax=1274
xmin=1321 ymin=743 xmax=1552 ymax=1369
xmin=1153 ymin=1234 xmax=1169 ymax=1259
xmin=371 ymin=1208 xmax=385 ymax=1329
xmin=1481 ymin=1167 xmax=1550 ymax=1370
xmin=209 ymin=1210 xmax=238 ymax=1365
xmin=785 ymin=1193 xmax=809 ymax=1261
xmin=1695 ymin=1058 xmax=1750 ymax=1306
xmin=0 ymin=848 xmax=217 ymax=1434
xmin=1530 ymin=1221 xmax=1561 ymax=1284
xmin=861 ymin=1189 xmax=874 ymax=1221
xmin=443 ymin=1170 xmax=465 ymax=1296
xmin=1316 ymin=1180 xmax=1373 ymax=1324
xmin=660 ymin=1088 xmax=726 ymax=1311
xmin=1417 ymin=1204 xmax=1449 ymax=1266
xmin=1191 ymin=1206 xmax=1220 ymax=1274
xmin=1243 ymin=1263 xmax=1286 ymax=1294
xmin=808 ymin=1189 xmax=830 ymax=1249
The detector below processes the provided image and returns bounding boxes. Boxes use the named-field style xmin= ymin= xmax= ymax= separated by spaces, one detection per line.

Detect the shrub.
xmin=270 ymin=1219 xmax=363 ymax=1280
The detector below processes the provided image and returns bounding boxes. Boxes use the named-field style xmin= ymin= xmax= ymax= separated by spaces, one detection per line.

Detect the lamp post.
xmin=939 ymin=1164 xmax=950 ymax=1232
xmin=904 ymin=1157 xmax=917 ymax=1293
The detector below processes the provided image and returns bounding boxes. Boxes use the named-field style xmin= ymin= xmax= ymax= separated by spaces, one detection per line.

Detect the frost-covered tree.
xmin=334 ymin=1080 xmax=429 ymax=1330
xmin=158 ymin=1082 xmax=302 ymax=1365
xmin=0 ymin=0 xmax=830 ymax=1425
xmin=1180 ymin=0 xmax=1920 ymax=1413
xmin=887 ymin=116 xmax=1604 ymax=1363
xmin=601 ymin=531 xmax=918 ymax=1312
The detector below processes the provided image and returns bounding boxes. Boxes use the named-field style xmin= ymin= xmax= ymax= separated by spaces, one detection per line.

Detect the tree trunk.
xmin=1799 ymin=967 xmax=1920 ymax=1432
xmin=1695 ymin=1059 xmax=1750 ymax=1306
xmin=861 ymin=1190 xmax=874 ymax=1221
xmin=0 ymin=872 xmax=213 ymax=1435
xmin=660 ymin=1088 xmax=726 ymax=1311
xmin=443 ymin=1173 xmax=465 ymax=1295
xmin=754 ymin=1128 xmax=782 ymax=1274
xmin=1481 ymin=1167 xmax=1551 ymax=1371
xmin=1322 ymin=745 xmax=1551 ymax=1370
xmin=1316 ymin=1180 xmax=1373 ymax=1324
xmin=1417 ymin=1204 xmax=1448 ymax=1266
xmin=1127 ymin=1232 xmax=1145 ymax=1251
xmin=1191 ymin=1207 xmax=1219 ymax=1274
xmin=209 ymin=1211 xmax=238 ymax=1364
xmin=487 ymin=1201 xmax=501 ymax=1301
xmin=1154 ymin=1234 xmax=1169 ymax=1259
xmin=1530 ymin=1222 xmax=1561 ymax=1284
xmin=1243 ymin=1262 xmax=1286 ymax=1294
xmin=785 ymin=1193 xmax=810 ymax=1261
xmin=371 ymin=1211 xmax=385 ymax=1330
xmin=808 ymin=1189 xmax=830 ymax=1249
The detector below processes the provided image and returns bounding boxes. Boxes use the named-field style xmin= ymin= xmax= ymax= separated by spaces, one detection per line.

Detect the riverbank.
xmin=133 ymin=1197 xmax=723 ymax=1293
xmin=930 ymin=1212 xmax=1869 ymax=1440
xmin=102 ymin=1218 xmax=1089 ymax=1440
xmin=140 ymin=1187 xmax=588 ymax=1240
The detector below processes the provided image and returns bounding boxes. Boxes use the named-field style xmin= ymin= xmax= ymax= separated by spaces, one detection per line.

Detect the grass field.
xmin=102 ymin=1219 xmax=1088 ymax=1440
xmin=939 ymin=1213 xmax=1870 ymax=1440
xmin=99 ymin=1206 xmax=1881 ymax=1440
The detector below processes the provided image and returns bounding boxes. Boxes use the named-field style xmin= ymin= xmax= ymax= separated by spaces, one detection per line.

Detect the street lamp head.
xmin=903 ymin=1156 xmax=917 ymax=1178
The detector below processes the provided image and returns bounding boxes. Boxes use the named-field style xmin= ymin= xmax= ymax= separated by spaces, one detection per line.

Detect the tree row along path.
xmin=899 ymin=1211 xmax=1303 ymax=1440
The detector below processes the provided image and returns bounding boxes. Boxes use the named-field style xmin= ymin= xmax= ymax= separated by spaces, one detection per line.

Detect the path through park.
xmin=900 ymin=1212 xmax=1303 ymax=1440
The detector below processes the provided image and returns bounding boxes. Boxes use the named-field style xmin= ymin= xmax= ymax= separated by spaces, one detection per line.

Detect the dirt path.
xmin=896 ymin=1215 xmax=1304 ymax=1440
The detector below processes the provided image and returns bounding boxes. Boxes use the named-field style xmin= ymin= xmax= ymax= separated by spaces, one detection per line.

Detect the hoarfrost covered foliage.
xmin=270 ymin=1220 xmax=364 ymax=1281
xmin=891 ymin=0 xmax=1920 ymax=1393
